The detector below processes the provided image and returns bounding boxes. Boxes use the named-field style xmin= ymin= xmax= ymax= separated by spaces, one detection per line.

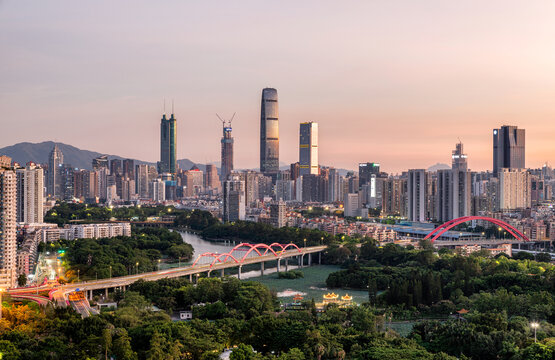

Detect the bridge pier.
xmin=207 ymin=270 xmax=212 ymax=278
xmin=105 ymin=288 xmax=108 ymax=298
xmin=89 ymin=290 xmax=93 ymax=301
xmin=238 ymin=266 xmax=242 ymax=280
xmin=260 ymin=262 xmax=264 ymax=276
xmin=189 ymin=274 xmax=193 ymax=282
xmin=221 ymin=268 xmax=225 ymax=277
xmin=308 ymin=253 xmax=312 ymax=266
xmin=285 ymin=258 xmax=289 ymax=272
xmin=277 ymin=258 xmax=281 ymax=273
xmin=319 ymin=252 xmax=321 ymax=265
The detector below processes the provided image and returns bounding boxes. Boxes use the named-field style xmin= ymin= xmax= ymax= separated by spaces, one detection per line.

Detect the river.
xmin=178 ymin=231 xmax=370 ymax=304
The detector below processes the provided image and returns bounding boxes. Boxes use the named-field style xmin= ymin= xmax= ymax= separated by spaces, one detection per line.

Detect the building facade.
xmin=159 ymin=113 xmax=177 ymax=176
xmin=299 ymin=122 xmax=319 ymax=176
xmin=493 ymin=125 xmax=525 ymax=177
xmin=260 ymin=88 xmax=279 ymax=179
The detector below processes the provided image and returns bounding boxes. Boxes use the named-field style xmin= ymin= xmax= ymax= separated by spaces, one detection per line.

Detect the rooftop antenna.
xmin=163 ymin=98 xmax=166 ymax=115
xmin=171 ymin=99 xmax=174 ymax=114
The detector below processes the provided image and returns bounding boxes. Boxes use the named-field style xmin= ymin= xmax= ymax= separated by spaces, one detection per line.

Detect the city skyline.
xmin=2 ymin=1 xmax=555 ymax=173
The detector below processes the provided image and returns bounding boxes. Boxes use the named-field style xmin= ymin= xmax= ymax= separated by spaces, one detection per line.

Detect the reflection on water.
xmin=179 ymin=231 xmax=234 ymax=264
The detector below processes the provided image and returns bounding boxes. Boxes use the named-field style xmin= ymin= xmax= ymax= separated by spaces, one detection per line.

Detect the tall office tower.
xmin=408 ymin=169 xmax=428 ymax=222
xmin=328 ymin=167 xmax=340 ymax=202
xmin=260 ymin=88 xmax=279 ymax=179
xmin=382 ymin=178 xmax=407 ymax=216
xmin=16 ymin=163 xmax=44 ymax=224
xmin=298 ymin=174 xmax=328 ymax=202
xmin=499 ymin=168 xmax=531 ymax=210
xmin=61 ymin=165 xmax=75 ymax=200
xmin=122 ymin=159 xmax=135 ymax=179
xmin=290 ymin=162 xmax=300 ymax=181
xmin=223 ymin=175 xmax=246 ymax=222
xmin=437 ymin=142 xmax=471 ymax=222
xmin=220 ymin=122 xmax=234 ymax=182
xmin=270 ymin=200 xmax=286 ymax=228
xmin=205 ymin=164 xmax=220 ymax=191
xmin=531 ymin=176 xmax=546 ymax=205
xmin=452 ymin=142 xmax=468 ymax=172
xmin=493 ymin=125 xmax=525 ymax=177
xmin=92 ymin=155 xmax=109 ymax=171
xmin=299 ymin=122 xmax=319 ymax=176
xmin=110 ymin=159 xmax=122 ymax=176
xmin=0 ymin=167 xmax=17 ymax=288
xmin=47 ymin=144 xmax=63 ymax=198
xmin=359 ymin=162 xmax=380 ymax=187
xmin=135 ymin=164 xmax=150 ymax=198
xmin=159 ymin=112 xmax=177 ymax=176
xmin=180 ymin=167 xmax=204 ymax=197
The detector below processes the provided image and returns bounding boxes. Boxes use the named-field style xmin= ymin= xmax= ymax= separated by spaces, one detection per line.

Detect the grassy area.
xmin=246 ymin=265 xmax=369 ymax=304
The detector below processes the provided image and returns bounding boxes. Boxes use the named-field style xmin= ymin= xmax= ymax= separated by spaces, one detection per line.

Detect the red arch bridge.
xmin=191 ymin=242 xmax=325 ymax=277
xmin=424 ymin=216 xmax=530 ymax=243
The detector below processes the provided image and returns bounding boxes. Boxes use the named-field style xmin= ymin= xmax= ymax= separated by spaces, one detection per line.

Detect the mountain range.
xmin=0 ymin=141 xmax=202 ymax=171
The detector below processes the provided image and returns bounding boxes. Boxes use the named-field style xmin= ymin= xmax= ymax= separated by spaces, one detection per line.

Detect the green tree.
xmin=230 ymin=343 xmax=255 ymax=360
xmin=17 ymin=273 xmax=27 ymax=287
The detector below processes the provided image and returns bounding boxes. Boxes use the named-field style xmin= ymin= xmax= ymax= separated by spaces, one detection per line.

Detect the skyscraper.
xmin=122 ymin=159 xmax=135 ymax=179
xmin=110 ymin=159 xmax=122 ymax=176
xmin=260 ymin=88 xmax=279 ymax=179
xmin=0 ymin=165 xmax=17 ymax=288
xmin=205 ymin=164 xmax=220 ymax=191
xmin=493 ymin=125 xmax=525 ymax=177
xmin=159 ymin=112 xmax=177 ymax=176
xmin=220 ymin=121 xmax=234 ymax=182
xmin=47 ymin=144 xmax=63 ymax=198
xmin=299 ymin=122 xmax=318 ymax=176
xmin=359 ymin=162 xmax=380 ymax=187
xmin=408 ymin=169 xmax=428 ymax=222
xmin=223 ymin=175 xmax=246 ymax=222
xmin=16 ymin=163 xmax=44 ymax=224
xmin=92 ymin=155 xmax=109 ymax=171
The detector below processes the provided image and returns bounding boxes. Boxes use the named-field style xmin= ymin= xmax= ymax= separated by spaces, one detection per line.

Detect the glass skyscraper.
xmin=299 ymin=121 xmax=318 ymax=175
xmin=159 ymin=113 xmax=177 ymax=176
xmin=221 ymin=124 xmax=234 ymax=182
xmin=260 ymin=88 xmax=279 ymax=178
xmin=493 ymin=125 xmax=525 ymax=177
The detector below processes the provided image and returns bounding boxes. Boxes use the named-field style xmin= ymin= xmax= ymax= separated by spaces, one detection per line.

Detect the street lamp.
xmin=109 ymin=265 xmax=112 ymax=279
xmin=77 ymin=269 xmax=80 ymax=282
xmin=136 ymin=262 xmax=139 ymax=275
xmin=304 ymin=238 xmax=306 ymax=249
xmin=158 ymin=259 xmax=161 ymax=271
xmin=531 ymin=322 xmax=539 ymax=343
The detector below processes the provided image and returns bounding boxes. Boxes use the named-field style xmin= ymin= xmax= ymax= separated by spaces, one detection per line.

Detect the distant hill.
xmin=0 ymin=141 xmax=205 ymax=171
xmin=428 ymin=163 xmax=451 ymax=172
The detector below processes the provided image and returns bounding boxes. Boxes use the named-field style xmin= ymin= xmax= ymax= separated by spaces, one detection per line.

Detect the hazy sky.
xmin=2 ymin=1 xmax=555 ymax=173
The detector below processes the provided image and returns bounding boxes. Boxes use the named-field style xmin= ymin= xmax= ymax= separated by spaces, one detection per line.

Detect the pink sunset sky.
xmin=1 ymin=1 xmax=555 ymax=173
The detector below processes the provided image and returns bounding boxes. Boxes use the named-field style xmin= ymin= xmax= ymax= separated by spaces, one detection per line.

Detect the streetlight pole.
xmin=109 ymin=266 xmax=112 ymax=279
xmin=531 ymin=322 xmax=539 ymax=343
xmin=136 ymin=262 xmax=139 ymax=275
xmin=77 ymin=269 xmax=80 ymax=282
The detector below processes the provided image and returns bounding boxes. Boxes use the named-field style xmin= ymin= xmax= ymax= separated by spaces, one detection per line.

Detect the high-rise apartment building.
xmin=408 ymin=169 xmax=428 ymax=222
xmin=61 ymin=164 xmax=75 ymax=200
xmin=382 ymin=178 xmax=406 ymax=216
xmin=47 ymin=144 xmax=63 ymax=198
xmin=276 ymin=180 xmax=295 ymax=201
xmin=344 ymin=193 xmax=360 ymax=217
xmin=260 ymin=88 xmax=279 ymax=179
xmin=499 ymin=168 xmax=531 ymax=210
xmin=270 ymin=200 xmax=286 ymax=228
xmin=0 ymin=166 xmax=17 ymax=288
xmin=223 ymin=175 xmax=245 ymax=222
xmin=221 ymin=124 xmax=234 ymax=182
xmin=436 ymin=142 xmax=471 ymax=222
xmin=135 ymin=164 xmax=151 ymax=199
xmin=493 ymin=125 xmax=525 ymax=177
xmin=159 ymin=112 xmax=177 ymax=176
xmin=299 ymin=122 xmax=318 ymax=176
xmin=328 ymin=167 xmax=340 ymax=202
xmin=16 ymin=163 xmax=44 ymax=224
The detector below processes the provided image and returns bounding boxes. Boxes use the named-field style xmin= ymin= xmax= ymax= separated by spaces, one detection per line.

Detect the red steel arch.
xmin=424 ymin=216 xmax=530 ymax=243
xmin=191 ymin=242 xmax=303 ymax=268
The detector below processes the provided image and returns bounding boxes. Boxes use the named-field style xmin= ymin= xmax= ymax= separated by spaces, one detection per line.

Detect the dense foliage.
xmin=45 ymin=227 xmax=192 ymax=280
